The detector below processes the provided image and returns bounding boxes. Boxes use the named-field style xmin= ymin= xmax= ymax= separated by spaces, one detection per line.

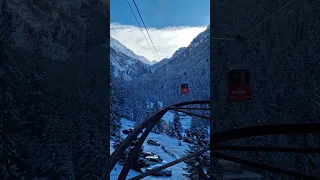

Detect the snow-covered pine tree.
xmin=167 ymin=119 xmax=175 ymax=137
xmin=150 ymin=101 xmax=164 ymax=133
xmin=173 ymin=112 xmax=182 ymax=139
xmin=189 ymin=117 xmax=207 ymax=140
xmin=184 ymin=130 xmax=210 ymax=179
xmin=154 ymin=119 xmax=165 ymax=134
xmin=110 ymin=76 xmax=125 ymax=137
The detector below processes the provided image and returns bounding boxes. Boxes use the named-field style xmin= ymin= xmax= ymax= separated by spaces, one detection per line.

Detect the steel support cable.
xmin=130 ymin=147 xmax=210 ymax=180
xmin=210 ymin=123 xmax=320 ymax=144
xmin=132 ymin=0 xmax=161 ymax=61
xmin=118 ymin=108 xmax=168 ymax=180
xmin=211 ymin=151 xmax=320 ymax=180
xmin=212 ymin=0 xmax=299 ymax=40
xmin=211 ymin=144 xmax=320 ymax=154
xmin=243 ymin=0 xmax=299 ymax=36
xmin=125 ymin=0 xmax=157 ymax=60
xmin=172 ymin=55 xmax=210 ymax=75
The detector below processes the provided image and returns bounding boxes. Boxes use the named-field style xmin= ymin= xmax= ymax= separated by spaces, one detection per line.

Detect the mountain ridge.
xmin=110 ymin=37 xmax=152 ymax=65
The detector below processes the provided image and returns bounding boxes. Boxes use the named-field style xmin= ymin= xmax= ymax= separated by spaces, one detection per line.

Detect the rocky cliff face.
xmin=211 ymin=0 xmax=320 ymax=178
xmin=1 ymin=0 xmax=110 ymax=179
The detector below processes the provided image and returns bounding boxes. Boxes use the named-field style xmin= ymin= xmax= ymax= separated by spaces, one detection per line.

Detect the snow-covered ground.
xmin=110 ymin=116 xmax=190 ymax=179
xmin=110 ymin=112 xmax=261 ymax=180
xmin=162 ymin=111 xmax=191 ymax=131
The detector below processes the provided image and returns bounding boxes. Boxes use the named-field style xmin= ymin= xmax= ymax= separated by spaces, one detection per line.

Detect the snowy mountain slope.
xmin=125 ymin=26 xmax=210 ymax=107
xmin=111 ymin=37 xmax=153 ymax=65
xmin=149 ymin=47 xmax=186 ymax=73
xmin=110 ymin=47 xmax=150 ymax=81
xmin=110 ymin=27 xmax=211 ymax=179
xmin=151 ymin=60 xmax=158 ymax=64
xmin=171 ymin=47 xmax=187 ymax=60
xmin=2 ymin=0 xmax=110 ymax=179
xmin=149 ymin=58 xmax=170 ymax=73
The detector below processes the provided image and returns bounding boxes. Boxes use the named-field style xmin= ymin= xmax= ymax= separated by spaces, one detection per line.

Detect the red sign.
xmin=227 ymin=69 xmax=250 ymax=102
xmin=228 ymin=84 xmax=250 ymax=101
xmin=181 ymin=88 xmax=188 ymax=94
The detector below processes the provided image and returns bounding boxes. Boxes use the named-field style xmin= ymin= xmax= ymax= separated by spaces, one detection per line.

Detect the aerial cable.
xmin=125 ymin=0 xmax=157 ymax=61
xmin=243 ymin=0 xmax=298 ymax=36
xmin=211 ymin=0 xmax=298 ymax=41
xmin=132 ymin=0 xmax=161 ymax=61
xmin=173 ymin=55 xmax=210 ymax=76
xmin=171 ymin=54 xmax=210 ymax=95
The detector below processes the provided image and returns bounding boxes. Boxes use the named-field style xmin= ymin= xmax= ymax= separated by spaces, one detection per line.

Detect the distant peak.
xmin=110 ymin=36 xmax=152 ymax=65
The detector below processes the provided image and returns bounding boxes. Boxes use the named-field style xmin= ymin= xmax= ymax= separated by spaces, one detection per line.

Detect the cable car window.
xmin=181 ymin=84 xmax=188 ymax=88
xmin=229 ymin=70 xmax=249 ymax=84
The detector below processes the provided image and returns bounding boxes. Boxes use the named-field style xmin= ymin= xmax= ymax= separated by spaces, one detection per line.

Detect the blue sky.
xmin=110 ymin=0 xmax=210 ymax=61
xmin=111 ymin=0 xmax=210 ymax=28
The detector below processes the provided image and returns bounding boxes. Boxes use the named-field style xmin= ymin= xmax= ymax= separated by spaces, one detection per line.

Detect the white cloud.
xmin=110 ymin=23 xmax=207 ymax=61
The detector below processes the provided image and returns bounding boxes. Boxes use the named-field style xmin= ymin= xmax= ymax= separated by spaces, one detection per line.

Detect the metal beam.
xmin=170 ymin=100 xmax=210 ymax=108
xmin=211 ymin=144 xmax=320 ymax=153
xmin=174 ymin=107 xmax=210 ymax=110
xmin=211 ymin=123 xmax=320 ymax=144
xmin=172 ymin=109 xmax=211 ymax=120
xmin=118 ymin=108 xmax=169 ymax=179
xmin=110 ymin=107 xmax=169 ymax=170
xmin=211 ymin=151 xmax=320 ymax=180
xmin=111 ymin=100 xmax=209 ymax=174
xmin=112 ymin=100 xmax=320 ymax=179
xmin=116 ymin=100 xmax=210 ymax=178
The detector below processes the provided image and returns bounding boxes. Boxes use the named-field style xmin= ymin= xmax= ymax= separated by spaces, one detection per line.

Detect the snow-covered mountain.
xmin=150 ymin=60 xmax=158 ymax=64
xmin=149 ymin=46 xmax=187 ymax=72
xmin=2 ymin=0 xmax=110 ymax=179
xmin=110 ymin=37 xmax=152 ymax=65
xmin=124 ymin=26 xmax=210 ymax=108
xmin=171 ymin=47 xmax=187 ymax=59
xmin=110 ymin=47 xmax=150 ymax=81
xmin=149 ymin=58 xmax=169 ymax=73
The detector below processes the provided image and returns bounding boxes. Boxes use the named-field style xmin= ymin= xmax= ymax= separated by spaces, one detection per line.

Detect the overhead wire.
xmin=132 ymin=0 xmax=161 ymax=61
xmin=173 ymin=54 xmax=210 ymax=75
xmin=211 ymin=0 xmax=299 ymax=41
xmin=243 ymin=0 xmax=298 ymax=36
xmin=125 ymin=0 xmax=157 ymax=60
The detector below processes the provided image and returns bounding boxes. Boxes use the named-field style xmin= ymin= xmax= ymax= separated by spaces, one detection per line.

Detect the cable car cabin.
xmin=227 ymin=69 xmax=250 ymax=102
xmin=181 ymin=83 xmax=189 ymax=94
